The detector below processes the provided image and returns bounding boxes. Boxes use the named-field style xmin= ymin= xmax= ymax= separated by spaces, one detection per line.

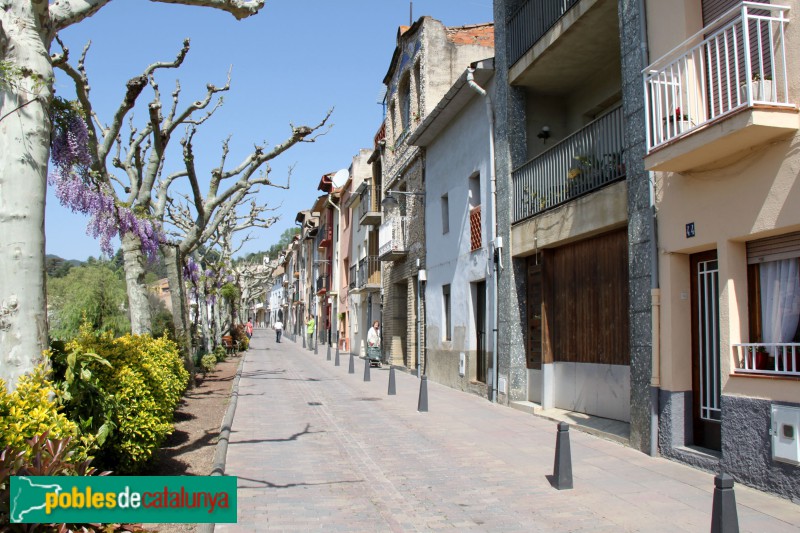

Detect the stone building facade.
xmin=491 ymin=0 xmax=654 ymax=453
xmin=377 ymin=17 xmax=495 ymax=372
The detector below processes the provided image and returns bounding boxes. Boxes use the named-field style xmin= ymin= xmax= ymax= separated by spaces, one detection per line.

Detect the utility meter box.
xmin=459 ymin=352 xmax=466 ymax=377
xmin=771 ymin=404 xmax=800 ymax=465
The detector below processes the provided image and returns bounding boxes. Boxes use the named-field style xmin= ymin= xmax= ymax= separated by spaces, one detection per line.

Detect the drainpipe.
xmin=467 ymin=66 xmax=501 ymax=403
xmin=636 ymin=0 xmax=661 ymax=457
xmin=328 ymin=195 xmax=341 ymax=346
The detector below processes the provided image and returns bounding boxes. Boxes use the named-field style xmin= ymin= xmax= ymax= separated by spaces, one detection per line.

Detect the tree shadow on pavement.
xmin=228 ymin=422 xmax=324 ymax=445
xmin=236 ymin=475 xmax=364 ymax=490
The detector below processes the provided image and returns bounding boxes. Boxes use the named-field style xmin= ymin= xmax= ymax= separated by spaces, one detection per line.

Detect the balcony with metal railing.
xmin=644 ymin=2 xmax=796 ymax=171
xmin=507 ymin=0 xmax=580 ymax=67
xmin=358 ymin=186 xmax=381 ymax=226
xmin=512 ymin=106 xmax=625 ymax=223
xmin=317 ymin=223 xmax=332 ymax=249
xmin=732 ymin=343 xmax=800 ymax=377
xmin=357 ymin=256 xmax=381 ymax=290
xmin=316 ymin=274 xmax=329 ymax=295
xmin=348 ymin=265 xmax=357 ymax=290
xmin=378 ymin=216 xmax=408 ymax=261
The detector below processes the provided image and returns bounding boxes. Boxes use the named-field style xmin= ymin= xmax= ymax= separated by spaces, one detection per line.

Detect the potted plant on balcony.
xmin=662 ymin=107 xmax=692 ymax=139
xmin=739 ymin=73 xmax=774 ymax=102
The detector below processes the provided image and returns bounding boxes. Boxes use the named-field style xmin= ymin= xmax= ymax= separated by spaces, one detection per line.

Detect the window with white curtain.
xmin=758 ymin=258 xmax=800 ymax=349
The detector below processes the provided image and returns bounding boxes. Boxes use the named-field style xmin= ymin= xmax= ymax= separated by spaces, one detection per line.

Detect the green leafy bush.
xmin=51 ymin=326 xmax=190 ymax=473
xmin=200 ymin=354 xmax=217 ymax=374
xmin=213 ymin=346 xmax=227 ymax=363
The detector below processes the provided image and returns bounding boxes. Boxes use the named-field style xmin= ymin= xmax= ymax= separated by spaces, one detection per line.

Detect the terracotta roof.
xmin=446 ymin=23 xmax=494 ymax=47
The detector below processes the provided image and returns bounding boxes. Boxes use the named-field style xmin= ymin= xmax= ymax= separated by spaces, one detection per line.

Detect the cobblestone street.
xmin=217 ymin=331 xmax=800 ymax=532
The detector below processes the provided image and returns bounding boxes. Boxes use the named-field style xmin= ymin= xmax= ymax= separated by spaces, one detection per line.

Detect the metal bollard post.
xmin=363 ymin=357 xmax=371 ymax=382
xmin=302 ymin=333 xmax=306 ymax=349
xmin=334 ymin=347 xmax=340 ymax=367
xmin=326 ymin=342 xmax=331 ymax=361
xmin=711 ymin=473 xmax=739 ymax=533
xmin=388 ymin=366 xmax=396 ymax=395
xmin=313 ymin=335 xmax=318 ymax=354
xmin=417 ymin=376 xmax=428 ymax=412
xmin=553 ymin=422 xmax=573 ymax=490
xmin=348 ymin=353 xmax=355 ymax=374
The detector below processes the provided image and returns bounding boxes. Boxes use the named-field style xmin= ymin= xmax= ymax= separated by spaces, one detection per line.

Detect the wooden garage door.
xmin=550 ymin=228 xmax=630 ymax=365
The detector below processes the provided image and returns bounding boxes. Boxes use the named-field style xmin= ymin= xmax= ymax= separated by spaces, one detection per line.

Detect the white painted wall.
xmin=348 ymin=151 xmax=375 ymax=356
xmin=424 ymin=77 xmax=496 ymax=382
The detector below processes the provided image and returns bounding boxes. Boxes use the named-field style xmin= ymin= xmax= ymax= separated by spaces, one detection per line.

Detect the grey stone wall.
xmin=658 ymin=390 xmax=692 ymax=451
xmin=619 ymin=0 xmax=654 ymax=454
xmin=721 ymin=395 xmax=800 ymax=503
xmin=493 ymin=0 xmax=530 ymax=404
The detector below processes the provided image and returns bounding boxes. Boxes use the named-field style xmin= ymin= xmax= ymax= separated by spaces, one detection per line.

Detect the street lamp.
xmin=381 ymin=189 xmax=425 ymax=209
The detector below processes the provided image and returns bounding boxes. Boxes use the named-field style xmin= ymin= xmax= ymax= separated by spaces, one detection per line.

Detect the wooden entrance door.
xmin=526 ymin=257 xmax=543 ymax=370
xmin=690 ymin=250 xmax=722 ymax=451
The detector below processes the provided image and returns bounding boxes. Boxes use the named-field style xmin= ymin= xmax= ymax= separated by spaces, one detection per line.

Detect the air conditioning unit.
xmin=771 ymin=404 xmax=800 ymax=465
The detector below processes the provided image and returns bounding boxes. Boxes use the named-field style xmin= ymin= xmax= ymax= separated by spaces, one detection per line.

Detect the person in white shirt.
xmin=274 ymin=320 xmax=283 ymax=343
xmin=367 ymin=321 xmax=381 ymax=348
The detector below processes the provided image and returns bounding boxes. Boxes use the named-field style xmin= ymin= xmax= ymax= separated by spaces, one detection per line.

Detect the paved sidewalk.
xmin=218 ymin=330 xmax=800 ymax=532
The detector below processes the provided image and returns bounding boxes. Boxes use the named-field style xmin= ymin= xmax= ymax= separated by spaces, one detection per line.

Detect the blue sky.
xmin=47 ymin=0 xmax=493 ymax=261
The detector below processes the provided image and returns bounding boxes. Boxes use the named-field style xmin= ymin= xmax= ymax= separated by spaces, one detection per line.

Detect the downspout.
xmin=328 ymin=195 xmax=341 ymax=346
xmin=637 ymin=0 xmax=661 ymax=457
xmin=467 ymin=66 xmax=500 ymax=403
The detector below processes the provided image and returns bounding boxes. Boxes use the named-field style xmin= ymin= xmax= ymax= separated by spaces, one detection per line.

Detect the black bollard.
xmin=326 ymin=342 xmax=332 ymax=361
xmin=711 ymin=473 xmax=739 ymax=533
xmin=313 ymin=336 xmax=318 ymax=354
xmin=348 ymin=353 xmax=355 ymax=374
xmin=363 ymin=357 xmax=371 ymax=382
xmin=334 ymin=347 xmax=340 ymax=366
xmin=302 ymin=333 xmax=306 ymax=349
xmin=417 ymin=375 xmax=428 ymax=412
xmin=553 ymin=422 xmax=573 ymax=490
xmin=388 ymin=366 xmax=396 ymax=395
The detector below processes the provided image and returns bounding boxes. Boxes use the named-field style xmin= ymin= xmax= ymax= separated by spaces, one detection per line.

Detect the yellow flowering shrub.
xmin=57 ymin=326 xmax=190 ymax=472
xmin=0 ymin=366 xmax=89 ymax=460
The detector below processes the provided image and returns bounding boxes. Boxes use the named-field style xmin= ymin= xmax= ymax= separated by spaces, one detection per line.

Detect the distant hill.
xmin=46 ymin=254 xmax=84 ymax=278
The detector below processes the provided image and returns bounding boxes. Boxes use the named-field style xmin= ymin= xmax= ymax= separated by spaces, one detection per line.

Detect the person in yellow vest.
xmin=306 ymin=315 xmax=315 ymax=348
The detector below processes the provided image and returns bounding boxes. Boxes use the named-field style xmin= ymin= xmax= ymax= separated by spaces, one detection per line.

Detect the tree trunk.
xmin=199 ymin=287 xmax=211 ymax=352
xmin=122 ymin=232 xmax=152 ymax=334
xmin=161 ymin=245 xmax=194 ymax=371
xmin=214 ymin=298 xmax=224 ymax=343
xmin=0 ymin=5 xmax=54 ymax=390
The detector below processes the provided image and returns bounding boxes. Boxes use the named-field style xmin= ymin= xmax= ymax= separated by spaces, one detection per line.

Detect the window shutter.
xmin=747 ymin=231 xmax=800 ymax=264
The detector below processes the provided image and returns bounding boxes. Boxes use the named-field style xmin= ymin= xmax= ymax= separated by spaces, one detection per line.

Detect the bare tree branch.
xmin=50 ymin=0 xmax=265 ymax=33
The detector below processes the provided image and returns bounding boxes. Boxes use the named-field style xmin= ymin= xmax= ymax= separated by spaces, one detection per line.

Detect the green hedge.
xmin=51 ymin=326 xmax=190 ymax=473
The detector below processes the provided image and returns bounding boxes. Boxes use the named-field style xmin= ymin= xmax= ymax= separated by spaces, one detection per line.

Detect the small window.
xmin=443 ymin=284 xmax=452 ymax=341
xmin=399 ymin=73 xmax=411 ymax=134
xmin=441 ymin=194 xmax=450 ymax=234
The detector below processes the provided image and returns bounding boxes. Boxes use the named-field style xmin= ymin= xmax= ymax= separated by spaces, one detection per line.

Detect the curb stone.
xmin=197 ymin=351 xmax=246 ymax=533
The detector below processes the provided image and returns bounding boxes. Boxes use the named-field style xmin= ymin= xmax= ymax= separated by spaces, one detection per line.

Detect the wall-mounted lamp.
xmin=537 ymin=125 xmax=551 ymax=144
xmin=381 ymin=189 xmax=425 ymax=209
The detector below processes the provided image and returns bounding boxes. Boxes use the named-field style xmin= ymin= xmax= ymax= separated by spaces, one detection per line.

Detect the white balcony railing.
xmin=732 ymin=343 xmax=800 ymax=377
xmin=378 ymin=216 xmax=408 ymax=258
xmin=644 ymin=2 xmax=792 ymax=151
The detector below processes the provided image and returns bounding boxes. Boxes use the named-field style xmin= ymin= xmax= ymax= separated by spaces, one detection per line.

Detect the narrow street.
xmin=217 ymin=330 xmax=800 ymax=532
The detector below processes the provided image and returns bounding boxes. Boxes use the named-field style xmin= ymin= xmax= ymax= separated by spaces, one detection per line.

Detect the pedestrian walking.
xmin=274 ymin=320 xmax=283 ymax=343
xmin=246 ymin=318 xmax=254 ymax=339
xmin=306 ymin=315 xmax=315 ymax=347
xmin=367 ymin=320 xmax=381 ymax=365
